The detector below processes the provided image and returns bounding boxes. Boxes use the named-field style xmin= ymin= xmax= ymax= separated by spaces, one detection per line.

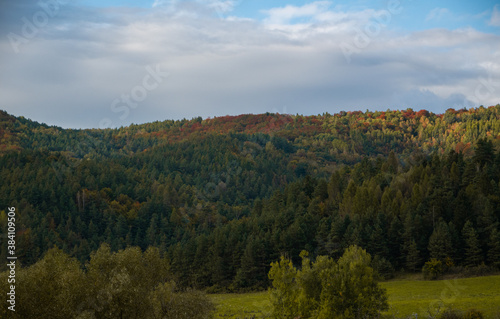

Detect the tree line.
xmin=0 ymin=244 xmax=214 ymax=318
xmin=0 ymin=107 xmax=499 ymax=291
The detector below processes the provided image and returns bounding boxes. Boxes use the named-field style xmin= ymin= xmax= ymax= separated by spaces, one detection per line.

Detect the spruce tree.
xmin=428 ymin=220 xmax=453 ymax=262
xmin=474 ymin=138 xmax=494 ymax=167
xmin=405 ymin=238 xmax=421 ymax=272
xmin=462 ymin=220 xmax=483 ymax=267
xmin=488 ymin=228 xmax=500 ymax=268
xmin=369 ymin=218 xmax=389 ymax=260
xmin=387 ymin=217 xmax=402 ymax=267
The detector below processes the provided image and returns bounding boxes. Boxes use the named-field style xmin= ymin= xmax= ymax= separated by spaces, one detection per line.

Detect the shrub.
xmin=463 ymin=263 xmax=496 ymax=277
xmin=447 ymin=265 xmax=465 ymax=276
xmin=423 ymin=258 xmax=443 ymax=280
xmin=463 ymin=309 xmax=484 ymax=319
xmin=439 ymin=309 xmax=463 ymax=319
xmin=150 ymin=282 xmax=215 ymax=319
xmin=444 ymin=257 xmax=455 ymax=270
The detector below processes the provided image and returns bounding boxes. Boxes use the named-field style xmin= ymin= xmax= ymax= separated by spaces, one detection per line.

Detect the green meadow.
xmin=211 ymin=292 xmax=272 ymax=319
xmin=383 ymin=275 xmax=500 ymax=318
xmin=211 ymin=275 xmax=500 ymax=319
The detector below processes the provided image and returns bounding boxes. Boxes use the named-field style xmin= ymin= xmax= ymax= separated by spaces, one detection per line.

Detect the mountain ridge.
xmin=2 ymin=106 xmax=500 ymax=160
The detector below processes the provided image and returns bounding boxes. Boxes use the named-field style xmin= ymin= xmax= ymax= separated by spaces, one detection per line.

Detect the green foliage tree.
xmin=317 ymin=246 xmax=389 ymax=319
xmin=0 ymin=244 xmax=214 ymax=318
xmin=83 ymin=244 xmax=164 ymax=318
xmin=0 ymin=247 xmax=86 ymax=319
xmin=268 ymin=246 xmax=388 ymax=319
xmin=268 ymin=255 xmax=299 ymax=319
xmin=422 ymin=258 xmax=443 ymax=280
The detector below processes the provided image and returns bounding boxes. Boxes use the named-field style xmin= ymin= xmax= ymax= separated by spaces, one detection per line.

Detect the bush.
xmin=463 ymin=263 xmax=496 ymax=277
xmin=445 ymin=263 xmax=497 ymax=278
xmin=447 ymin=265 xmax=465 ymax=276
xmin=439 ymin=309 xmax=463 ymax=319
xmin=423 ymin=258 xmax=444 ymax=280
xmin=444 ymin=257 xmax=455 ymax=271
xmin=150 ymin=282 xmax=215 ymax=319
xmin=463 ymin=309 xmax=484 ymax=319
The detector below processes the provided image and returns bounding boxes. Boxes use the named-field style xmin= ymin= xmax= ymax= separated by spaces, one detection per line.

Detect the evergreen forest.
xmin=1 ymin=106 xmax=500 ymax=293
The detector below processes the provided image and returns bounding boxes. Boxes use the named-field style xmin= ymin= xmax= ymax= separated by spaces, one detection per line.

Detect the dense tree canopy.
xmin=0 ymin=106 xmax=500 ymax=291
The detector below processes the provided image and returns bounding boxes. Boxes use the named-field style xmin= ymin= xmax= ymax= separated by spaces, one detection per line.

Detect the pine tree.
xmin=405 ymin=239 xmax=421 ymax=272
xmin=209 ymin=230 xmax=230 ymax=287
xmin=474 ymin=138 xmax=494 ymax=167
xmin=115 ymin=214 xmax=129 ymax=239
xmin=488 ymin=228 xmax=500 ymax=268
xmin=369 ymin=220 xmax=389 ymax=259
xmin=428 ymin=220 xmax=454 ymax=262
xmin=385 ymin=150 xmax=399 ymax=174
xmin=234 ymin=236 xmax=267 ymax=289
xmin=462 ymin=220 xmax=483 ymax=267
xmin=315 ymin=217 xmax=332 ymax=256
xmin=193 ymin=235 xmax=211 ymax=288
xmin=447 ymin=221 xmax=461 ymax=264
xmin=328 ymin=214 xmax=349 ymax=258
xmin=146 ymin=213 xmax=159 ymax=246
xmin=387 ymin=217 xmax=402 ymax=268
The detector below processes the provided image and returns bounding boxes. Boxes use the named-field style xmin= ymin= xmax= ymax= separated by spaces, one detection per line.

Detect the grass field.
xmin=211 ymin=275 xmax=500 ymax=318
xmin=211 ymin=292 xmax=272 ymax=318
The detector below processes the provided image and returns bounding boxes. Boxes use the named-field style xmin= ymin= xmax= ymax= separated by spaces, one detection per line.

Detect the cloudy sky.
xmin=1 ymin=0 xmax=500 ymax=128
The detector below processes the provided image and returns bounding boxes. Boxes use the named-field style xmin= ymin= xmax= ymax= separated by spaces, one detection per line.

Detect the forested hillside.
xmin=1 ymin=106 xmax=500 ymax=291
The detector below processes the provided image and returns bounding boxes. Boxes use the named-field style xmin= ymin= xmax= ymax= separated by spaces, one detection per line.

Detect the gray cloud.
xmin=0 ymin=1 xmax=499 ymax=128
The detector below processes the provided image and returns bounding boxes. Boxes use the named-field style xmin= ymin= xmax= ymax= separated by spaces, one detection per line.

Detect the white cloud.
xmin=261 ymin=1 xmax=382 ymax=36
xmin=0 ymin=1 xmax=499 ymax=128
xmin=152 ymin=0 xmax=238 ymax=17
xmin=425 ymin=7 xmax=449 ymax=22
xmin=152 ymin=0 xmax=168 ymax=8
xmin=263 ymin=1 xmax=331 ymax=25
xmin=490 ymin=5 xmax=500 ymax=26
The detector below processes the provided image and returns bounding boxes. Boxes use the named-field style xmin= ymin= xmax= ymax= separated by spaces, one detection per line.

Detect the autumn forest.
xmin=1 ymin=106 xmax=500 ymax=316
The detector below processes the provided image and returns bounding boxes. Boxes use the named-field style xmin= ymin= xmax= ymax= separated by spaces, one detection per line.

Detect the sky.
xmin=1 ymin=0 xmax=500 ymax=129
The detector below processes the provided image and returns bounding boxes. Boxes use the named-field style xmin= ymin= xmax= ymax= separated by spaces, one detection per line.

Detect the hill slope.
xmin=0 ymin=106 xmax=499 ymax=290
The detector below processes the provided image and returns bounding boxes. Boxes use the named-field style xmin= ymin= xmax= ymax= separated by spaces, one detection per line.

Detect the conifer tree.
xmin=474 ymin=138 xmax=494 ymax=167
xmin=234 ymin=235 xmax=267 ymax=289
xmin=428 ymin=220 xmax=454 ymax=262
xmin=462 ymin=220 xmax=483 ymax=267
xmin=488 ymin=228 xmax=500 ymax=268
xmin=405 ymin=238 xmax=421 ymax=272
xmin=387 ymin=216 xmax=402 ymax=267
